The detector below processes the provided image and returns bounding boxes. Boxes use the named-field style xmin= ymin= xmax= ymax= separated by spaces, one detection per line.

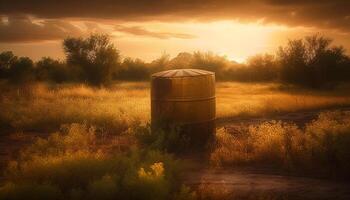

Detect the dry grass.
xmin=0 ymin=82 xmax=150 ymax=133
xmin=216 ymin=82 xmax=350 ymax=118
xmin=1 ymin=81 xmax=350 ymax=133
xmin=210 ymin=111 xmax=350 ymax=178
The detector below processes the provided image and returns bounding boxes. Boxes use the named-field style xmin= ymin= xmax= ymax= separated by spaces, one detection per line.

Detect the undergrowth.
xmin=0 ymin=123 xmax=195 ymax=200
xmin=211 ymin=111 xmax=350 ymax=178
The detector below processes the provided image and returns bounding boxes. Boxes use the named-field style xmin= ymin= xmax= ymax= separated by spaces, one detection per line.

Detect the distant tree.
xmin=150 ymin=52 xmax=170 ymax=73
xmin=0 ymin=51 xmax=17 ymax=79
xmin=246 ymin=54 xmax=278 ymax=82
xmin=116 ymin=58 xmax=150 ymax=80
xmin=190 ymin=51 xmax=230 ymax=79
xmin=278 ymin=34 xmax=350 ymax=88
xmin=8 ymin=57 xmax=34 ymax=84
xmin=36 ymin=57 xmax=68 ymax=83
xmin=63 ymin=34 xmax=120 ymax=86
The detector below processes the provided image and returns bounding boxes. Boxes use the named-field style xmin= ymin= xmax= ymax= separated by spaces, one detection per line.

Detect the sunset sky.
xmin=0 ymin=0 xmax=349 ymax=62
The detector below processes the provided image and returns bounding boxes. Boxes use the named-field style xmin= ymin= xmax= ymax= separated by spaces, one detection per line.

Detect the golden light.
xmin=112 ymin=20 xmax=292 ymax=62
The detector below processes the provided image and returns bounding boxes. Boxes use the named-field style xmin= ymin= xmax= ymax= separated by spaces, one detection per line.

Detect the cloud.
xmin=0 ymin=16 xmax=85 ymax=43
xmin=0 ymin=0 xmax=349 ymax=33
xmin=115 ymin=25 xmax=196 ymax=39
xmin=0 ymin=16 xmax=110 ymax=43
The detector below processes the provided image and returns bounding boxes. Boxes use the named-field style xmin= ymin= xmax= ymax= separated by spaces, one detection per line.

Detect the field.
xmin=1 ymin=81 xmax=350 ymax=200
xmin=1 ymin=81 xmax=350 ymax=134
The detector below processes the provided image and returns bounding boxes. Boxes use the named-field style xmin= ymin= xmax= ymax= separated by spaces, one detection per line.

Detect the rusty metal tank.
xmin=151 ymin=69 xmax=215 ymax=150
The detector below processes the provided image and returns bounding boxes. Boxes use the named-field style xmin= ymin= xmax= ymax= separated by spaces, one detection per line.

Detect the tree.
xmin=116 ymin=58 xmax=150 ymax=80
xmin=36 ymin=57 xmax=68 ymax=83
xmin=0 ymin=51 xmax=17 ymax=79
xmin=277 ymin=34 xmax=350 ymax=88
xmin=150 ymin=52 xmax=170 ymax=73
xmin=190 ymin=51 xmax=230 ymax=79
xmin=8 ymin=57 xmax=34 ymax=84
xmin=246 ymin=54 xmax=278 ymax=82
xmin=63 ymin=34 xmax=120 ymax=86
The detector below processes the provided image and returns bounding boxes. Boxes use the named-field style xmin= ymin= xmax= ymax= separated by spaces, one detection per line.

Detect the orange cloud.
xmin=115 ymin=25 xmax=196 ymax=39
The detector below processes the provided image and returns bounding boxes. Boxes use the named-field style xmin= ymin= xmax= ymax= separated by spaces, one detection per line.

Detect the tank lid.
xmin=152 ymin=69 xmax=214 ymax=78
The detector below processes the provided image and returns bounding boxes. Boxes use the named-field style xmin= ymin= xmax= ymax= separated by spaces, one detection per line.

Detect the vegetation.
xmin=1 ymin=82 xmax=350 ymax=134
xmin=0 ymin=123 xmax=194 ymax=200
xmin=63 ymin=34 xmax=120 ymax=86
xmin=211 ymin=111 xmax=350 ymax=178
xmin=1 ymin=34 xmax=349 ymax=88
xmin=0 ymin=82 xmax=350 ymax=199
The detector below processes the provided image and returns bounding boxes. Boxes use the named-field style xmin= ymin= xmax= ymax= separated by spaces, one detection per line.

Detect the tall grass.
xmin=211 ymin=111 xmax=350 ymax=178
xmin=1 ymin=82 xmax=350 ymax=133
xmin=0 ymin=82 xmax=149 ymax=133
xmin=217 ymin=82 xmax=350 ymax=119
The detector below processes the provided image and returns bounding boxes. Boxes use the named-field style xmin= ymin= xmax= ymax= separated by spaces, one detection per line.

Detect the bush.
xmin=0 ymin=123 xmax=190 ymax=200
xmin=211 ymin=111 xmax=350 ymax=178
xmin=133 ymin=123 xmax=191 ymax=153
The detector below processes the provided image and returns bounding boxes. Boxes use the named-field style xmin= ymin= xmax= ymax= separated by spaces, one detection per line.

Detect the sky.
xmin=0 ymin=0 xmax=349 ymax=62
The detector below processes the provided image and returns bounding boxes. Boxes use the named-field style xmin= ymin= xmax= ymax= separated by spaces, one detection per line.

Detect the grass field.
xmin=1 ymin=81 xmax=350 ymax=133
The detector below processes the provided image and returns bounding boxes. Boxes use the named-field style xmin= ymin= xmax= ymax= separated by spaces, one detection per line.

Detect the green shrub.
xmin=133 ymin=123 xmax=190 ymax=153
xmin=0 ymin=123 xmax=191 ymax=200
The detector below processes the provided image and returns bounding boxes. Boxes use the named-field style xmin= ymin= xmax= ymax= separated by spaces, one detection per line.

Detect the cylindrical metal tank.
xmin=151 ymin=69 xmax=215 ymax=150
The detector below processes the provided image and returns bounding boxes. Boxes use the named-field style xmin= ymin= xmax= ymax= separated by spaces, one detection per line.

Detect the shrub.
xmin=0 ymin=123 xmax=189 ymax=200
xmin=133 ymin=123 xmax=191 ymax=153
xmin=211 ymin=111 xmax=350 ymax=178
xmin=304 ymin=111 xmax=350 ymax=175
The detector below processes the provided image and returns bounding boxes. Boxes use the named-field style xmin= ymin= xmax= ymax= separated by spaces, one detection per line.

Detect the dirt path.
xmin=217 ymin=106 xmax=350 ymax=128
xmin=184 ymin=165 xmax=350 ymax=199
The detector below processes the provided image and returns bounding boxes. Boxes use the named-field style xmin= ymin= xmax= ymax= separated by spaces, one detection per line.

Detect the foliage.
xmin=278 ymin=35 xmax=350 ymax=88
xmin=7 ymin=57 xmax=35 ymax=84
xmin=115 ymin=58 xmax=150 ymax=80
xmin=0 ymin=123 xmax=189 ymax=200
xmin=36 ymin=57 xmax=69 ymax=83
xmin=1 ymin=34 xmax=349 ymax=88
xmin=211 ymin=111 xmax=350 ymax=178
xmin=0 ymin=51 xmax=17 ymax=79
xmin=133 ymin=123 xmax=191 ymax=153
xmin=63 ymin=34 xmax=120 ymax=86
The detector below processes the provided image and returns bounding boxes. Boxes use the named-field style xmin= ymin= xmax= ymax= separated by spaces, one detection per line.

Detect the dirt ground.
xmin=184 ymin=166 xmax=350 ymax=200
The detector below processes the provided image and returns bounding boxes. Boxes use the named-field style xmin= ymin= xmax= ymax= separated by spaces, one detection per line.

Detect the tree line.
xmin=1 ymin=34 xmax=350 ymax=88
